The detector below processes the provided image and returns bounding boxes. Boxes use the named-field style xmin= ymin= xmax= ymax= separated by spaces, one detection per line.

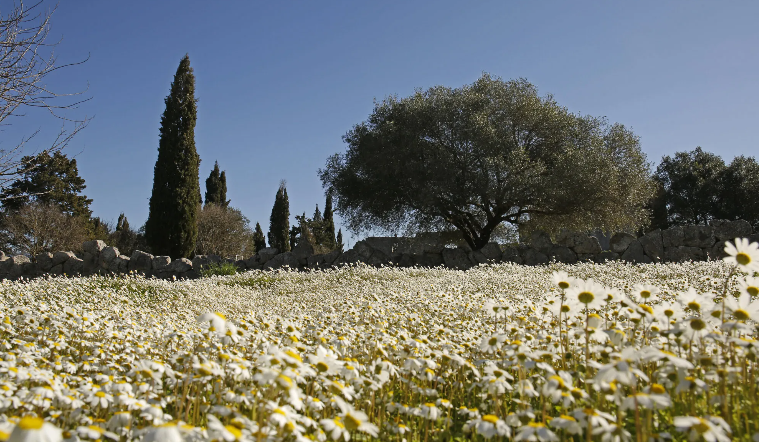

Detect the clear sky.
xmin=4 ymin=0 xmax=758 ymax=246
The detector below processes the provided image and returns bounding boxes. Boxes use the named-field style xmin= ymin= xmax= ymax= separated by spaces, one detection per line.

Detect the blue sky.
xmin=5 ymin=1 xmax=758 ymax=247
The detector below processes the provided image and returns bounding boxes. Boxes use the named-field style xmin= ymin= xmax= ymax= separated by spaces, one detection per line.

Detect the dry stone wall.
xmin=0 ymin=219 xmax=756 ymax=281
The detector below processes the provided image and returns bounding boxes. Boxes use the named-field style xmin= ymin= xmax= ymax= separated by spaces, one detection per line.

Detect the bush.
xmin=196 ymin=204 xmax=256 ymax=258
xmin=199 ymin=261 xmax=238 ymax=277
xmin=0 ymin=202 xmax=89 ymax=256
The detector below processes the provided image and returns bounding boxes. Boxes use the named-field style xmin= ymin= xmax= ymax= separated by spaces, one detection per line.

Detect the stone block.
xmin=82 ymin=240 xmax=107 ymax=256
xmin=265 ymin=252 xmax=300 ymax=270
xmin=548 ymin=245 xmax=577 ymax=264
xmin=621 ymin=239 xmax=653 ymax=264
xmin=413 ymin=252 xmax=443 ymax=267
xmin=53 ymin=251 xmax=76 ymax=267
xmin=82 ymin=252 xmax=99 ymax=275
xmin=572 ymin=235 xmax=602 ymax=255
xmin=50 ymin=264 xmax=63 ymax=275
xmin=521 ymin=248 xmax=548 ymax=266
xmin=442 ymin=247 xmax=473 ymax=270
xmin=63 ymin=256 xmax=84 ymax=275
xmin=35 ymin=252 xmax=54 ymax=272
xmin=609 ymin=232 xmax=637 ymax=254
xmin=710 ymin=219 xmax=753 ymax=241
xmin=682 ymin=225 xmax=715 ymax=248
xmin=257 ymin=248 xmax=279 ymax=264
xmin=129 ymin=250 xmax=153 ymax=272
xmin=593 ymin=251 xmax=619 ymax=263
xmin=479 ymin=243 xmax=503 ymax=261
xmin=639 ymin=230 xmax=664 ymax=262
xmin=153 ymin=256 xmax=171 ymax=272
xmin=167 ymin=258 xmax=192 ymax=273
xmin=99 ymin=246 xmax=120 ymax=269
xmin=529 ymin=231 xmax=553 ymax=255
xmin=500 ymin=247 xmax=523 ymax=264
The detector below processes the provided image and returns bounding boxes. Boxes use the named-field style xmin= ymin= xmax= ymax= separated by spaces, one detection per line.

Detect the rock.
xmin=53 ymin=251 xmax=76 ymax=267
xmin=363 ymin=237 xmax=397 ymax=257
xmin=661 ymin=226 xmax=684 ymax=248
xmin=639 ymin=230 xmax=664 ymax=262
xmin=129 ymin=250 xmax=154 ymax=273
xmin=167 ymin=258 xmax=192 ymax=273
xmin=395 ymin=253 xmax=415 ymax=268
xmin=572 ymin=235 xmax=602 ymax=255
xmin=682 ymin=246 xmax=705 ymax=261
xmin=529 ymin=231 xmax=553 ymax=255
xmin=11 ymin=255 xmax=30 ymax=265
xmin=234 ymin=260 xmax=247 ymax=271
xmin=620 ymin=240 xmax=653 ymax=264
xmin=548 ymin=245 xmax=577 ymax=264
xmin=576 ymin=253 xmax=596 ymax=262
xmin=479 ymin=243 xmax=503 ymax=261
xmin=0 ymin=255 xmax=9 ymax=274
xmin=257 ymin=248 xmax=279 ymax=264
xmin=321 ymin=249 xmax=341 ymax=265
xmin=116 ymin=255 xmax=130 ymax=273
xmin=50 ymin=264 xmax=63 ymax=275
xmin=610 ymin=233 xmax=637 ymax=254
xmin=153 ymin=256 xmax=171 ymax=272
xmin=63 ymin=256 xmax=84 ymax=275
xmin=99 ymin=246 xmax=120 ymax=269
xmin=265 ymin=252 xmax=300 ymax=270
xmin=665 ymin=246 xmax=706 ymax=263
xmin=0 ymin=251 xmax=5 ymax=260
xmin=82 ymin=252 xmax=99 ymax=275
xmin=442 ymin=247 xmax=473 ymax=270
xmin=664 ymin=246 xmax=687 ymax=263
xmin=35 ymin=252 xmax=54 ymax=272
xmin=707 ymin=243 xmax=727 ymax=261
xmin=711 ymin=219 xmax=753 ymax=241
xmin=366 ymin=249 xmax=391 ymax=267
xmin=334 ymin=249 xmax=361 ymax=266
xmin=593 ymin=251 xmax=619 ymax=263
xmin=413 ymin=252 xmax=443 ymax=267
xmin=500 ymin=247 xmax=523 ymax=264
xmin=468 ymin=250 xmax=489 ymax=265
xmin=82 ymin=240 xmax=107 ymax=256
xmin=291 ymin=241 xmax=314 ymax=263
xmin=521 ymin=248 xmax=548 ymax=266
xmin=352 ymin=240 xmax=374 ymax=260
xmin=682 ymin=225 xmax=715 ymax=248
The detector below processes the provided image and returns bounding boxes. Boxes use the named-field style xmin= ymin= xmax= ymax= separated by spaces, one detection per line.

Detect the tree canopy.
xmin=320 ymin=73 xmax=655 ymax=250
xmin=145 ymin=54 xmax=201 ymax=259
xmin=205 ymin=161 xmax=229 ymax=207
xmin=0 ymin=151 xmax=92 ymax=218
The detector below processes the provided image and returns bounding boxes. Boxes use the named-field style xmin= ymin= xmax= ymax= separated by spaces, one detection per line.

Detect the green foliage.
xmin=253 ymin=222 xmax=266 ymax=253
xmin=204 ymin=161 xmax=229 ymax=207
xmin=145 ymin=54 xmax=201 ymax=259
xmin=199 ymin=261 xmax=238 ymax=277
xmin=267 ymin=181 xmax=290 ymax=252
xmin=0 ymin=151 xmax=93 ymax=218
xmin=336 ymin=228 xmax=343 ymax=252
xmin=319 ymin=73 xmax=655 ymax=250
xmin=109 ymin=213 xmax=140 ymax=256
xmin=654 ymin=147 xmax=725 ymax=227
xmin=717 ymin=155 xmax=759 ymax=229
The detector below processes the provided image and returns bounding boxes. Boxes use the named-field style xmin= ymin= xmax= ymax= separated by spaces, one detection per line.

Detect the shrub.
xmin=199 ymin=261 xmax=238 ymax=277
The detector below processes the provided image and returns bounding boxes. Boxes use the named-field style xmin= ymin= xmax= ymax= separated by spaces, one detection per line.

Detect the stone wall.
xmin=0 ymin=219 xmax=756 ymax=281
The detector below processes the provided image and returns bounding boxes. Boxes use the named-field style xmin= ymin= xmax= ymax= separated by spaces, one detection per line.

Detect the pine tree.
xmin=336 ymin=228 xmax=344 ymax=252
xmin=253 ymin=222 xmax=266 ymax=253
xmin=323 ymin=193 xmax=336 ymax=249
xmin=0 ymin=151 xmax=93 ymax=218
xmin=145 ymin=54 xmax=201 ymax=259
xmin=267 ymin=181 xmax=290 ymax=252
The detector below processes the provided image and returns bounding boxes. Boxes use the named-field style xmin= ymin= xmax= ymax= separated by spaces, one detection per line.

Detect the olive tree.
xmin=320 ymin=73 xmax=655 ymax=250
xmin=195 ymin=204 xmax=256 ymax=258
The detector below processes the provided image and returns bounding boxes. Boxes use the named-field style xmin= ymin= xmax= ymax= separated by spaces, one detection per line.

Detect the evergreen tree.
xmin=253 ymin=222 xmax=266 ymax=253
xmin=145 ymin=54 xmax=201 ymax=259
xmin=204 ymin=161 xmax=230 ymax=207
xmin=111 ymin=213 xmax=138 ymax=256
xmin=322 ymin=192 xmax=336 ymax=249
xmin=313 ymin=205 xmax=322 ymax=222
xmin=336 ymin=228 xmax=344 ymax=252
xmin=267 ymin=181 xmax=290 ymax=252
xmin=116 ymin=213 xmax=130 ymax=233
xmin=0 ymin=151 xmax=93 ymax=218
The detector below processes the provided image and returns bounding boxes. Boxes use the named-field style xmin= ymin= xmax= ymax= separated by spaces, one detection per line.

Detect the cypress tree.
xmin=323 ymin=193 xmax=336 ymax=249
xmin=336 ymin=228 xmax=344 ymax=252
xmin=205 ymin=161 xmax=221 ymax=206
xmin=267 ymin=181 xmax=290 ymax=252
xmin=145 ymin=54 xmax=201 ymax=259
xmin=253 ymin=222 xmax=266 ymax=253
xmin=219 ymin=170 xmax=229 ymax=207
xmin=313 ymin=205 xmax=322 ymax=222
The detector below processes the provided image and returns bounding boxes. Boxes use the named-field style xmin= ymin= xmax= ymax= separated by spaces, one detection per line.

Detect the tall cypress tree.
xmin=219 ymin=170 xmax=228 ymax=207
xmin=267 ymin=181 xmax=290 ymax=252
xmin=253 ymin=222 xmax=266 ymax=253
xmin=205 ymin=161 xmax=222 ymax=206
xmin=336 ymin=228 xmax=344 ymax=252
xmin=323 ymin=192 xmax=336 ymax=249
xmin=145 ymin=54 xmax=201 ymax=259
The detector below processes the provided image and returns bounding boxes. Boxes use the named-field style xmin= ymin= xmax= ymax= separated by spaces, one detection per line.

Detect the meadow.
xmin=0 ymin=239 xmax=758 ymax=442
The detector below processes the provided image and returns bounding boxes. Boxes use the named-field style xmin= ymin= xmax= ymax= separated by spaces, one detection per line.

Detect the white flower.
xmin=724 ymin=238 xmax=759 ymax=274
xmin=332 ymin=396 xmax=379 ymax=437
xmin=674 ymin=416 xmax=731 ymax=442
xmin=724 ymin=292 xmax=759 ymax=322
xmin=567 ymin=279 xmax=606 ymax=311
xmin=464 ymin=414 xmax=510 ymax=439
xmin=142 ymin=423 xmax=184 ymax=442
xmin=514 ymin=422 xmax=558 ymax=441
xmin=8 ymin=416 xmax=62 ymax=442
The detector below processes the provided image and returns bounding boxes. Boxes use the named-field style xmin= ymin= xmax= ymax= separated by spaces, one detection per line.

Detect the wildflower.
xmin=480 ymin=334 xmax=506 ymax=353
xmin=548 ymin=415 xmax=581 ymax=435
xmin=464 ymin=414 xmax=511 ymax=439
xmin=197 ymin=312 xmax=230 ymax=335
xmin=724 ymin=292 xmax=759 ymax=322
xmin=621 ymin=392 xmax=672 ymax=410
xmin=320 ymin=417 xmax=349 ymax=441
xmin=142 ymin=422 xmax=183 ymax=442
xmin=674 ymin=416 xmax=731 ymax=442
xmin=333 ymin=397 xmax=379 ymax=437
xmin=738 ymin=275 xmax=759 ymax=298
xmin=551 ymin=271 xmax=574 ymax=290
xmin=208 ymin=414 xmax=247 ymax=441
xmin=8 ymin=416 xmax=62 ymax=442
xmin=633 ymin=284 xmax=661 ymax=303
xmin=514 ymin=422 xmax=558 ymax=441
xmin=724 ymin=238 xmax=759 ymax=274
xmin=567 ymin=279 xmax=605 ymax=311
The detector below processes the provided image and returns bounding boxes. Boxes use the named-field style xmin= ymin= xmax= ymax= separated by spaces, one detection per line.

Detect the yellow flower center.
xmin=640 ymin=290 xmax=651 ymax=299
xmin=18 ymin=416 xmax=44 ymax=430
xmin=651 ymin=384 xmax=666 ymax=394
xmin=734 ymin=309 xmax=750 ymax=321
xmin=95 ymin=391 xmax=106 ymax=398
xmin=315 ymin=362 xmax=329 ymax=373
xmin=488 ymin=337 xmax=498 ymax=346
xmin=690 ymin=318 xmax=706 ymax=331
xmin=736 ymin=253 xmax=751 ymax=266
xmin=225 ymin=425 xmax=242 ymax=438
xmin=558 ymin=281 xmax=570 ymax=289
xmin=693 ymin=419 xmax=710 ymax=434
xmin=482 ymin=414 xmax=499 ymax=424
xmin=687 ymin=301 xmax=701 ymax=312
xmin=343 ymin=413 xmax=362 ymax=431
xmin=747 ymin=286 xmax=759 ymax=297
xmin=578 ymin=292 xmax=594 ymax=304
